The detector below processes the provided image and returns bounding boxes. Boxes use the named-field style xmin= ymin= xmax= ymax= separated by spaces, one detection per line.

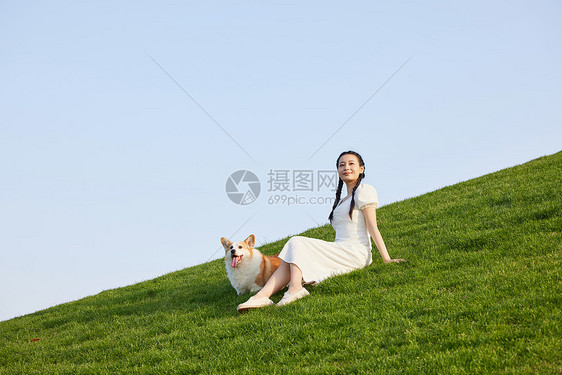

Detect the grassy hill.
xmin=1 ymin=152 xmax=560 ymax=374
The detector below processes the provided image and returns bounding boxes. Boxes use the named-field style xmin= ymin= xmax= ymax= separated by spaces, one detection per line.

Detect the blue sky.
xmin=1 ymin=1 xmax=560 ymax=321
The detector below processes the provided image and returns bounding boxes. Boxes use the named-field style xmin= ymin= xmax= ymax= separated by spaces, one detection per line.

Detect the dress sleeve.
xmin=356 ymin=184 xmax=379 ymax=210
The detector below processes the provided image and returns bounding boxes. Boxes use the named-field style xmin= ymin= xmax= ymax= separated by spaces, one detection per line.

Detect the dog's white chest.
xmin=225 ymin=254 xmax=263 ymax=295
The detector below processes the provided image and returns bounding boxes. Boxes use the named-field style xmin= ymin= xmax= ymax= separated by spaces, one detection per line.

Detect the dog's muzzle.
xmin=230 ymin=249 xmax=243 ymax=268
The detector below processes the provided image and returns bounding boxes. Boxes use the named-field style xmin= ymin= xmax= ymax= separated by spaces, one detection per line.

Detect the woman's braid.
xmin=347 ymin=172 xmax=364 ymax=220
xmin=328 ymin=178 xmax=344 ymax=222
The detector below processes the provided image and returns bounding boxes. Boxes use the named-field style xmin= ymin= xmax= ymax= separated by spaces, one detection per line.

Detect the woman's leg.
xmin=253 ymin=260 xmax=291 ymax=299
xmin=287 ymin=263 xmax=304 ymax=294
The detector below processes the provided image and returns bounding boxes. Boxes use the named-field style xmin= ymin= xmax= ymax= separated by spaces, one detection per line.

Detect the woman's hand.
xmin=384 ymin=258 xmax=406 ymax=264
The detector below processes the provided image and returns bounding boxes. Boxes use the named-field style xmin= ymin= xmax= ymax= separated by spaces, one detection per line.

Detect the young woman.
xmin=237 ymin=150 xmax=405 ymax=312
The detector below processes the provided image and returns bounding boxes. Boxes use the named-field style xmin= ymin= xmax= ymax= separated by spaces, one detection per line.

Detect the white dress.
xmin=278 ymin=183 xmax=380 ymax=284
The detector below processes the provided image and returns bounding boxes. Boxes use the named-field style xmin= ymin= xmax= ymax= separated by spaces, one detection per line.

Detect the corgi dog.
xmin=221 ymin=234 xmax=281 ymax=295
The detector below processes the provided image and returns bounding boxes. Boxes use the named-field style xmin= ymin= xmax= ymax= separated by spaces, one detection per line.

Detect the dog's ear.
xmin=220 ymin=237 xmax=232 ymax=251
xmin=244 ymin=234 xmax=255 ymax=249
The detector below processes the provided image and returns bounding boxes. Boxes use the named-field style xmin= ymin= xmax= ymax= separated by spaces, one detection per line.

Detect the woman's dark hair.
xmin=328 ymin=150 xmax=365 ymax=222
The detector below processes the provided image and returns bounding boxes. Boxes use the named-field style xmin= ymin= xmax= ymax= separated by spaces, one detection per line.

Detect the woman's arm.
xmin=362 ymin=207 xmax=405 ymax=263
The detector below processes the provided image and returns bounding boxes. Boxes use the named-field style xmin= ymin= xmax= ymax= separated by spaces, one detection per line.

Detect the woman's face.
xmin=338 ymin=154 xmax=364 ymax=184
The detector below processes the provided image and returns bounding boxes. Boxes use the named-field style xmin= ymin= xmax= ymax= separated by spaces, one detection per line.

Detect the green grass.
xmin=1 ymin=152 xmax=561 ymax=374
